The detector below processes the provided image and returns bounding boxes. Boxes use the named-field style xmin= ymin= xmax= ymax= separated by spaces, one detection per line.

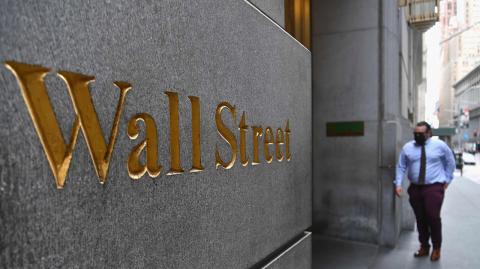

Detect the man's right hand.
xmin=395 ymin=186 xmax=403 ymax=197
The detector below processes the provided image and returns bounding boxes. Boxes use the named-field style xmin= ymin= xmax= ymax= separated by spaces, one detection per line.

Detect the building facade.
xmin=0 ymin=1 xmax=312 ymax=268
xmin=0 ymin=0 xmax=433 ymax=267
xmin=453 ymin=65 xmax=480 ymax=151
xmin=438 ymin=0 xmax=480 ymax=129
xmin=311 ymin=0 xmax=436 ymax=246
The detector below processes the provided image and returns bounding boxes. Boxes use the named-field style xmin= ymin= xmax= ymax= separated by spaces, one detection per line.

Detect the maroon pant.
xmin=408 ymin=183 xmax=445 ymax=250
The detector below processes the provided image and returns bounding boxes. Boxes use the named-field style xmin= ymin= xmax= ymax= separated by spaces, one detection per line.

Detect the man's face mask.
xmin=414 ymin=132 xmax=427 ymax=145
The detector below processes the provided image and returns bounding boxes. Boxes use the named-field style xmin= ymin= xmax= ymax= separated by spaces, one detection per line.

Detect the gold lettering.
xmin=285 ymin=120 xmax=291 ymax=161
xmin=275 ymin=128 xmax=285 ymax=161
xmin=165 ymin=91 xmax=184 ymax=175
xmin=58 ymin=72 xmax=131 ymax=184
xmin=4 ymin=61 xmax=130 ymax=188
xmin=6 ymin=61 xmax=294 ymax=187
xmin=188 ymin=96 xmax=204 ymax=173
xmin=127 ymin=113 xmax=162 ymax=179
xmin=215 ymin=102 xmax=237 ymax=169
xmin=238 ymin=111 xmax=249 ymax=166
xmin=252 ymin=126 xmax=263 ymax=165
xmin=263 ymin=127 xmax=274 ymax=163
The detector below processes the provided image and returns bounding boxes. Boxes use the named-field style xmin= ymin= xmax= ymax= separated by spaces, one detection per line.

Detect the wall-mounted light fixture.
xmin=399 ymin=0 xmax=440 ymax=32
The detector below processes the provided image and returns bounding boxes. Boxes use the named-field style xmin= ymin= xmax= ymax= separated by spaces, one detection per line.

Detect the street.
xmin=457 ymin=153 xmax=480 ymax=184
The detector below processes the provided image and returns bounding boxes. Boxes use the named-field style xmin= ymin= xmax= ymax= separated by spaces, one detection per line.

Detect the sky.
xmin=424 ymin=22 xmax=441 ymax=128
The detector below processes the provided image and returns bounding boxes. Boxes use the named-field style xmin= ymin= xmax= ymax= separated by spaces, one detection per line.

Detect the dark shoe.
xmin=430 ymin=249 xmax=441 ymax=261
xmin=414 ymin=246 xmax=430 ymax=257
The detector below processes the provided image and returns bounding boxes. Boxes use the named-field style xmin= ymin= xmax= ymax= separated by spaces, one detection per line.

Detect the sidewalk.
xmin=313 ymin=172 xmax=480 ymax=269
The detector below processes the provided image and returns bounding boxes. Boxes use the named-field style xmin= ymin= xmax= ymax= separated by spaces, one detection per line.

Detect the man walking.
xmin=395 ymin=121 xmax=456 ymax=261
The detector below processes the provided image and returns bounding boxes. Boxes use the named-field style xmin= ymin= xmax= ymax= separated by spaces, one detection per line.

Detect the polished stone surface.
xmin=311 ymin=0 xmax=415 ymax=245
xmin=248 ymin=0 xmax=285 ymax=27
xmin=311 ymin=0 xmax=382 ymax=243
xmin=0 ymin=0 xmax=311 ymax=268
xmin=312 ymin=235 xmax=378 ymax=269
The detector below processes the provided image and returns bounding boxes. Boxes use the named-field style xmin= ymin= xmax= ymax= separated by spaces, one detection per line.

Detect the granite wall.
xmin=248 ymin=0 xmax=285 ymax=27
xmin=311 ymin=0 xmax=415 ymax=246
xmin=0 ymin=0 xmax=311 ymax=268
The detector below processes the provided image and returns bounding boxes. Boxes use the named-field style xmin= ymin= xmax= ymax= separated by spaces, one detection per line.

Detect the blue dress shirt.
xmin=395 ymin=138 xmax=456 ymax=187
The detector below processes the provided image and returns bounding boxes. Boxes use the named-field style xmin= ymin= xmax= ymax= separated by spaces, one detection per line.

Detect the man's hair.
xmin=416 ymin=121 xmax=431 ymax=132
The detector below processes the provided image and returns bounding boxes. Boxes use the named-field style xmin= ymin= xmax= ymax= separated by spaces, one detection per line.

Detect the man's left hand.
xmin=444 ymin=183 xmax=449 ymax=190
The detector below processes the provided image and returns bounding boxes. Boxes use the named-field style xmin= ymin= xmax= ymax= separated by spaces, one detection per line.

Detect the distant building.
xmin=453 ymin=64 xmax=480 ymax=151
xmin=438 ymin=0 xmax=480 ymax=128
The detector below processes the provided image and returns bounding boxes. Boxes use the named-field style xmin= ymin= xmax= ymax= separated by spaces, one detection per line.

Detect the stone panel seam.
xmin=249 ymin=231 xmax=311 ymax=269
xmin=376 ymin=0 xmax=385 ymax=245
xmin=241 ymin=0 xmax=310 ymax=52
xmin=260 ymin=231 xmax=312 ymax=269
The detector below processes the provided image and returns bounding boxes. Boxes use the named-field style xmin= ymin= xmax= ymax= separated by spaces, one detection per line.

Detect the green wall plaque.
xmin=326 ymin=121 xmax=364 ymax=137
